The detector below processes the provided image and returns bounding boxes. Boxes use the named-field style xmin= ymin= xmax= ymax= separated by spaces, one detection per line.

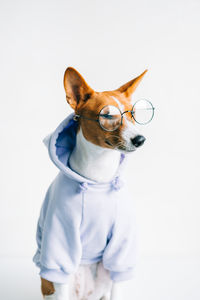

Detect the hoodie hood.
xmin=43 ymin=112 xmax=127 ymax=185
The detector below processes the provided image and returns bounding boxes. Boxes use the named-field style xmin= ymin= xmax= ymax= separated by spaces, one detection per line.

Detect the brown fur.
xmin=63 ymin=67 xmax=147 ymax=150
xmin=76 ymin=91 xmax=134 ymax=150
xmin=41 ymin=277 xmax=55 ymax=296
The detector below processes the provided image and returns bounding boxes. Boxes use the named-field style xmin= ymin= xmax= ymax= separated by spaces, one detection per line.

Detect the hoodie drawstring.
xmin=111 ymin=176 xmax=124 ymax=191
xmin=77 ymin=182 xmax=89 ymax=193
xmin=77 ymin=177 xmax=124 ymax=193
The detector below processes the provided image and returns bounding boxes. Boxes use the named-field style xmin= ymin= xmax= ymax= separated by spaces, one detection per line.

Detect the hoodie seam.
xmin=80 ymin=191 xmax=85 ymax=229
xmin=102 ymin=194 xmax=118 ymax=271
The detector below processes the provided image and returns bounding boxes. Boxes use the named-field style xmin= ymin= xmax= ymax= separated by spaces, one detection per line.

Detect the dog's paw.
xmin=100 ymin=291 xmax=112 ymax=300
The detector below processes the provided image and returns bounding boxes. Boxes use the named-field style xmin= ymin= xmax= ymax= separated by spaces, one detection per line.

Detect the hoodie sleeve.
xmin=32 ymin=185 xmax=52 ymax=268
xmin=33 ymin=174 xmax=83 ymax=284
xmin=102 ymin=194 xmax=137 ymax=282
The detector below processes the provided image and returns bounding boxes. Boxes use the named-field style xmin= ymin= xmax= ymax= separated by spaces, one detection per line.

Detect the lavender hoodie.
xmin=33 ymin=113 xmax=137 ymax=284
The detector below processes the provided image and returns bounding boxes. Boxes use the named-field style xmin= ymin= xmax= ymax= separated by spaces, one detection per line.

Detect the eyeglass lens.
xmin=99 ymin=105 xmax=121 ymax=131
xmin=132 ymin=99 xmax=154 ymax=125
xmin=99 ymin=99 xmax=154 ymax=131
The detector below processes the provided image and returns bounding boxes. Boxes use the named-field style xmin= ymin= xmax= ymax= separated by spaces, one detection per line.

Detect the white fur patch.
xmin=121 ymin=119 xmax=139 ymax=152
xmin=50 ymin=262 xmax=112 ymax=300
xmin=44 ymin=295 xmax=56 ymax=300
xmin=111 ymin=96 xmax=140 ymax=151
xmin=69 ymin=128 xmax=121 ymax=182
xmin=111 ymin=96 xmax=124 ymax=112
xmin=52 ymin=281 xmax=70 ymax=300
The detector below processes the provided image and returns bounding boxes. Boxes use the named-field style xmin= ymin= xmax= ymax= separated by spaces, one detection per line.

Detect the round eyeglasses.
xmin=73 ymin=99 xmax=155 ymax=132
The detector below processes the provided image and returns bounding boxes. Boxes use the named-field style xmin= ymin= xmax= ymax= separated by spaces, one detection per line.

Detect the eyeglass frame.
xmin=73 ymin=99 xmax=155 ymax=132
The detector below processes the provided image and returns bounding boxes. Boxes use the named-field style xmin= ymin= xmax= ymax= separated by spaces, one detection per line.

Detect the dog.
xmin=33 ymin=67 xmax=151 ymax=300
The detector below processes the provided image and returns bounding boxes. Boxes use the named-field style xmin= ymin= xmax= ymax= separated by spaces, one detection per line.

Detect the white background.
xmin=0 ymin=0 xmax=200 ymax=299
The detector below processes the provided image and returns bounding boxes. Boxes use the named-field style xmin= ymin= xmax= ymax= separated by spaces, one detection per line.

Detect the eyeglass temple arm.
xmin=73 ymin=114 xmax=99 ymax=122
xmin=73 ymin=106 xmax=155 ymax=121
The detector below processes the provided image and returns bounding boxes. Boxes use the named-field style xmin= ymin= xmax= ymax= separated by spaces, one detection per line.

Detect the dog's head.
xmin=63 ymin=67 xmax=148 ymax=153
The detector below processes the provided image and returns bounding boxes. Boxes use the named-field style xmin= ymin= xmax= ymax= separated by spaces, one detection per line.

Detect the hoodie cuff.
xmin=39 ymin=266 xmax=71 ymax=284
xmin=110 ymin=268 xmax=136 ymax=282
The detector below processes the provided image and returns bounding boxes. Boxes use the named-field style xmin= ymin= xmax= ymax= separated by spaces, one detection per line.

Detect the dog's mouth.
xmin=105 ymin=139 xmax=113 ymax=146
xmin=117 ymin=146 xmax=136 ymax=153
xmin=105 ymin=139 xmax=136 ymax=153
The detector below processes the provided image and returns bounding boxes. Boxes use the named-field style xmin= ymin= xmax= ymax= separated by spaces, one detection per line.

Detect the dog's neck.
xmin=69 ymin=127 xmax=121 ymax=183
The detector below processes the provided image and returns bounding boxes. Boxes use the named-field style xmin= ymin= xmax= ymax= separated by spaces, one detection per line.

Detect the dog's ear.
xmin=63 ymin=67 xmax=94 ymax=109
xmin=116 ymin=69 xmax=148 ymax=99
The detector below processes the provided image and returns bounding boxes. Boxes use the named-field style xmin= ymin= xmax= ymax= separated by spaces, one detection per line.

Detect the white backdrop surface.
xmin=0 ymin=0 xmax=200 ymax=299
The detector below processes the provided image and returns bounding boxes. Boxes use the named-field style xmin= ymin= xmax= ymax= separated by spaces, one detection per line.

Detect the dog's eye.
xmin=99 ymin=105 xmax=122 ymax=131
xmin=100 ymin=114 xmax=115 ymax=120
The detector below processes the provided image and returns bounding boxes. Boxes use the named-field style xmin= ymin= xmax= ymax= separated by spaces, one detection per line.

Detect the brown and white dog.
xmin=40 ymin=67 xmax=147 ymax=300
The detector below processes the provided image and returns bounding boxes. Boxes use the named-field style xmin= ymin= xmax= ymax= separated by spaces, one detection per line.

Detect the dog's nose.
xmin=131 ymin=135 xmax=146 ymax=147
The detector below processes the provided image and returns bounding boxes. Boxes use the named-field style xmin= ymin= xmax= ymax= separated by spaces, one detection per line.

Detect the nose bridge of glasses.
xmin=121 ymin=108 xmax=134 ymax=116
xmin=121 ymin=109 xmax=135 ymax=125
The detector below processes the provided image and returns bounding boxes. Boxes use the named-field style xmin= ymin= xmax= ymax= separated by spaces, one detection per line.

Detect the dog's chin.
xmin=118 ymin=148 xmax=136 ymax=154
xmin=104 ymin=139 xmax=136 ymax=153
xmin=117 ymin=147 xmax=136 ymax=154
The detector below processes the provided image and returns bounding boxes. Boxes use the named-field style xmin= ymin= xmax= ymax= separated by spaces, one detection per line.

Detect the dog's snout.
xmin=131 ymin=135 xmax=146 ymax=147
